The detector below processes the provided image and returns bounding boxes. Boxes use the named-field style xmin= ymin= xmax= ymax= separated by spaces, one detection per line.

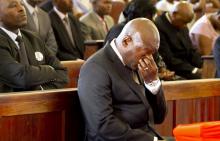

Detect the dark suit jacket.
xmin=49 ymin=10 xmax=84 ymax=60
xmin=78 ymin=43 xmax=167 ymax=141
xmin=155 ymin=13 xmax=203 ymax=79
xmin=24 ymin=6 xmax=58 ymax=55
xmin=39 ymin=0 xmax=53 ymax=13
xmin=213 ymin=36 xmax=220 ymax=78
xmin=0 ymin=28 xmax=68 ymax=92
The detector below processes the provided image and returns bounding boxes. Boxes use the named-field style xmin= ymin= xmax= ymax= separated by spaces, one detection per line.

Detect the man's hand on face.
xmin=138 ymin=55 xmax=158 ymax=83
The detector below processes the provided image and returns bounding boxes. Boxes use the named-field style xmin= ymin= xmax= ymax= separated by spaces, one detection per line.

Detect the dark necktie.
xmin=63 ymin=16 xmax=75 ymax=46
xmin=16 ymin=36 xmax=29 ymax=65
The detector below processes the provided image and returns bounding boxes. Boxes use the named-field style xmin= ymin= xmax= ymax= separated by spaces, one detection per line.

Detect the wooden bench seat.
xmin=155 ymin=79 xmax=220 ymax=136
xmin=0 ymin=88 xmax=84 ymax=141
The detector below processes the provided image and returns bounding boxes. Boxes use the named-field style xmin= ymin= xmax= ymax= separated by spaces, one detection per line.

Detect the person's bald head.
xmin=116 ymin=18 xmax=160 ymax=70
xmin=0 ymin=0 xmax=27 ymax=32
xmin=169 ymin=1 xmax=194 ymax=29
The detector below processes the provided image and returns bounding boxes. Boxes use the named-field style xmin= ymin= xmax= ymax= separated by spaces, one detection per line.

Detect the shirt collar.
xmin=110 ymin=39 xmax=125 ymax=65
xmin=0 ymin=27 xmax=22 ymax=48
xmin=93 ymin=11 xmax=104 ymax=22
xmin=165 ymin=12 xmax=172 ymax=23
xmin=24 ymin=0 xmax=38 ymax=15
xmin=53 ymin=6 xmax=68 ymax=20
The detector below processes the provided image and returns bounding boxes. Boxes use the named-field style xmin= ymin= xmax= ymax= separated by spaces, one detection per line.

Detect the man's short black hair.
xmin=123 ymin=0 xmax=156 ymax=22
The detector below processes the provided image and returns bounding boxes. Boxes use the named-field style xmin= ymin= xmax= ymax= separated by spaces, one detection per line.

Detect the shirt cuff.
xmin=192 ymin=67 xmax=198 ymax=74
xmin=144 ymin=78 xmax=161 ymax=95
xmin=154 ymin=136 xmax=158 ymax=141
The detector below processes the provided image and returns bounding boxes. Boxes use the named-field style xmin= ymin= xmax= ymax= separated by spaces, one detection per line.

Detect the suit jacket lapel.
xmin=68 ymin=13 xmax=84 ymax=55
xmin=50 ymin=10 xmax=75 ymax=53
xmin=90 ymin=11 xmax=106 ymax=37
xmin=24 ymin=5 xmax=38 ymax=32
xmin=20 ymin=32 xmax=36 ymax=65
xmin=0 ymin=29 xmax=20 ymax=59
xmin=104 ymin=43 xmax=150 ymax=108
xmin=37 ymin=8 xmax=44 ymax=37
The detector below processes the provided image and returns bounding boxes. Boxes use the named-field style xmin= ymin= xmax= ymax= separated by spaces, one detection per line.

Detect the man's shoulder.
xmin=155 ymin=14 xmax=170 ymax=28
xmin=80 ymin=11 xmax=96 ymax=23
xmin=20 ymin=29 xmax=44 ymax=46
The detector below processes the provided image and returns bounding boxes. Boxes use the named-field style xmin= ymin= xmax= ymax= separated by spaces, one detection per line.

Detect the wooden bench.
xmin=0 ymin=88 xmax=84 ymax=141
xmin=1 ymin=79 xmax=220 ymax=140
xmin=61 ymin=60 xmax=85 ymax=88
xmin=155 ymin=79 xmax=220 ymax=136
xmin=202 ymin=55 xmax=216 ymax=78
xmin=84 ymin=40 xmax=104 ymax=60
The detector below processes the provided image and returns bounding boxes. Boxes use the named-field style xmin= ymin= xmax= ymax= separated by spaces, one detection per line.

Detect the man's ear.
xmin=122 ymin=35 xmax=132 ymax=47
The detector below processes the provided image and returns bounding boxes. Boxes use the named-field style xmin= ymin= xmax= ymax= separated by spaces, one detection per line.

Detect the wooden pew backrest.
xmin=61 ymin=60 xmax=84 ymax=88
xmin=155 ymin=79 xmax=220 ymax=136
xmin=84 ymin=40 xmax=104 ymax=60
xmin=202 ymin=55 xmax=216 ymax=78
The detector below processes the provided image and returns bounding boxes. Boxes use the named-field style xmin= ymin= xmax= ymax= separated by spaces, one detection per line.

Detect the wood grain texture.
xmin=0 ymin=88 xmax=84 ymax=141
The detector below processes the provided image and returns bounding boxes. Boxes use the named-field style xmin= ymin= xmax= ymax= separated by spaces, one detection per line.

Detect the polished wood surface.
xmin=0 ymin=88 xmax=84 ymax=141
xmin=84 ymin=40 xmax=104 ymax=60
xmin=202 ymin=55 xmax=216 ymax=78
xmin=61 ymin=60 xmax=85 ymax=88
xmin=155 ymin=79 xmax=220 ymax=136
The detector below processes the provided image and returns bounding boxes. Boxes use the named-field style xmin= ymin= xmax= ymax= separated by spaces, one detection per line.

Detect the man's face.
xmin=55 ymin=0 xmax=73 ymax=13
xmin=0 ymin=0 xmax=27 ymax=30
xmin=172 ymin=11 xmax=194 ymax=29
xmin=94 ymin=0 xmax=112 ymax=16
xmin=123 ymin=33 xmax=159 ymax=70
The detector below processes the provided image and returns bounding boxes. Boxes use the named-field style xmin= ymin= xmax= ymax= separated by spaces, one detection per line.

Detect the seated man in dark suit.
xmin=213 ymin=36 xmax=220 ymax=78
xmin=0 ymin=0 xmax=68 ymax=92
xmin=78 ymin=18 xmax=167 ymax=141
xmin=49 ymin=0 xmax=85 ymax=60
xmin=155 ymin=1 xmax=203 ymax=79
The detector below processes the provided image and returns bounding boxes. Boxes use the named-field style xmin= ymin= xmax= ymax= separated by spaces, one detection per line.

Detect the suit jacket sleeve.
xmin=44 ymin=23 xmax=58 ymax=55
xmin=145 ymin=87 xmax=167 ymax=124
xmin=0 ymin=37 xmax=68 ymax=90
xmin=159 ymin=32 xmax=198 ymax=72
xmin=78 ymin=62 xmax=157 ymax=141
xmin=40 ymin=44 xmax=68 ymax=89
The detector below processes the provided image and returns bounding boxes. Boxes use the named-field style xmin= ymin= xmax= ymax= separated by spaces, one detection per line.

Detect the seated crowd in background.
xmin=80 ymin=0 xmax=115 ymax=40
xmin=0 ymin=0 xmax=220 ymax=93
xmin=155 ymin=1 xmax=203 ymax=79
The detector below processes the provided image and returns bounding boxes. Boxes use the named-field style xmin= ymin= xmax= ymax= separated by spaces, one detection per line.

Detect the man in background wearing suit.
xmin=155 ymin=1 xmax=203 ymax=79
xmin=80 ymin=0 xmax=114 ymax=40
xmin=0 ymin=0 xmax=68 ymax=92
xmin=23 ymin=0 xmax=58 ymax=55
xmin=78 ymin=18 xmax=167 ymax=141
xmin=49 ymin=0 xmax=85 ymax=60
